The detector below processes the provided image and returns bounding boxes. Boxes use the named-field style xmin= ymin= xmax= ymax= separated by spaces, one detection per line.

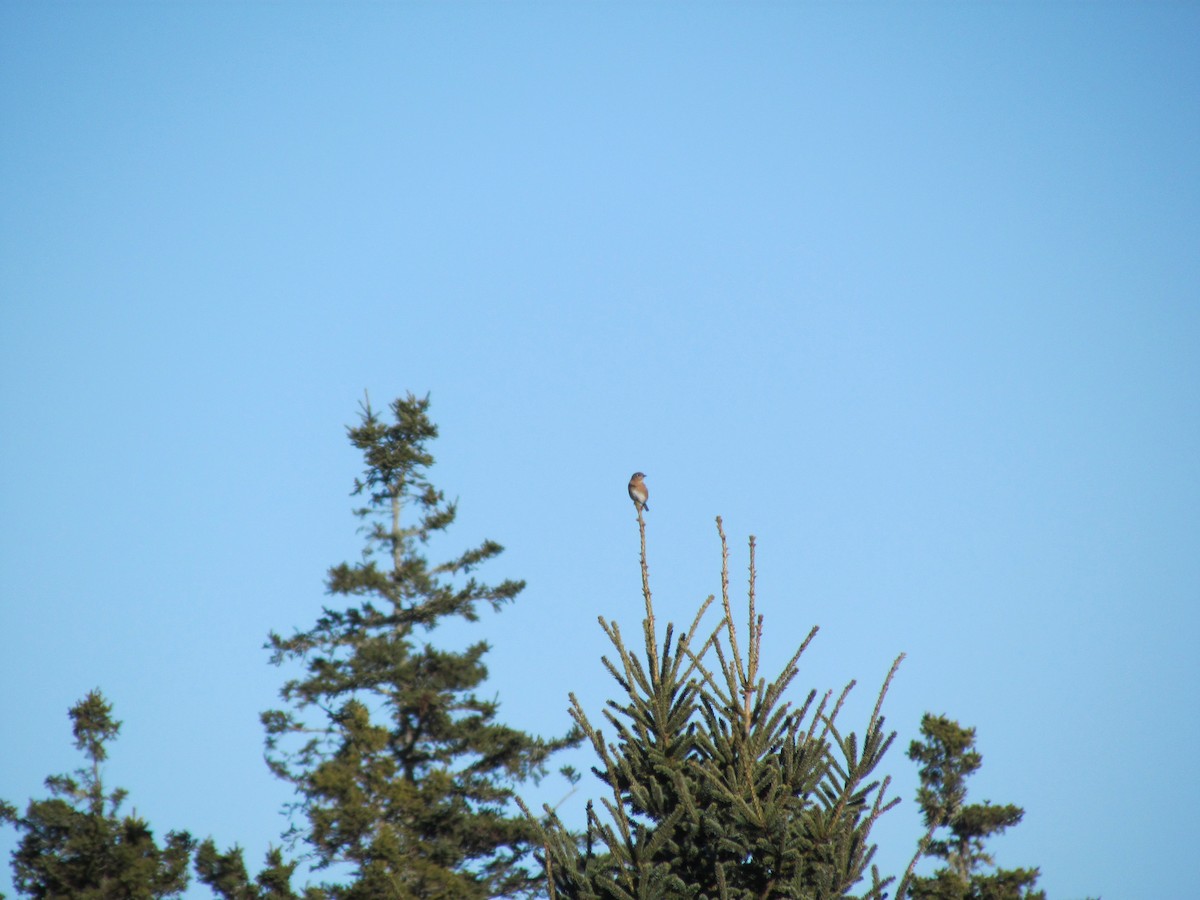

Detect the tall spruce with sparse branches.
xmin=905 ymin=715 xmax=1045 ymax=900
xmin=256 ymin=393 xmax=579 ymax=899
xmin=525 ymin=510 xmax=910 ymax=899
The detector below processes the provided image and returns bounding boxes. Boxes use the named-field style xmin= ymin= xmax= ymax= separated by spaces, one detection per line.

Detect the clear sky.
xmin=1 ymin=3 xmax=1197 ymax=898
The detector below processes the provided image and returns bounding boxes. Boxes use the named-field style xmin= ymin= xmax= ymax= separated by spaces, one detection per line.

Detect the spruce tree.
xmin=527 ymin=513 xmax=907 ymax=899
xmin=0 ymin=691 xmax=195 ymax=899
xmin=904 ymin=715 xmax=1044 ymax=900
xmin=256 ymin=393 xmax=579 ymax=899
xmin=193 ymin=840 xmax=312 ymax=900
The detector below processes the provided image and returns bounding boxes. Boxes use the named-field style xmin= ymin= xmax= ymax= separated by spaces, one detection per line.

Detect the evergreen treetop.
xmin=527 ymin=512 xmax=907 ymax=899
xmin=0 ymin=691 xmax=195 ymax=899
xmin=905 ymin=714 xmax=1045 ymax=900
xmin=256 ymin=393 xmax=580 ymax=899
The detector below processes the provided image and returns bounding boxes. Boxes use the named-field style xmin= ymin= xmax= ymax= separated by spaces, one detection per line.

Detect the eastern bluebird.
xmin=628 ymin=472 xmax=649 ymax=512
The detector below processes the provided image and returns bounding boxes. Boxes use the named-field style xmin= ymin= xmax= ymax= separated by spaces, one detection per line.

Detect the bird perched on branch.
xmin=628 ymin=472 xmax=649 ymax=512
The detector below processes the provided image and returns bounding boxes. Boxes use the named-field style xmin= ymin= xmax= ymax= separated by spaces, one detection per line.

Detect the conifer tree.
xmin=905 ymin=715 xmax=1044 ymax=900
xmin=527 ymin=513 xmax=907 ymax=899
xmin=193 ymin=840 xmax=312 ymax=900
xmin=255 ymin=393 xmax=579 ymax=899
xmin=0 ymin=691 xmax=195 ymax=899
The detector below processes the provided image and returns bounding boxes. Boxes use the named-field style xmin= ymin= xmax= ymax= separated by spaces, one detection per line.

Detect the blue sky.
xmin=2 ymin=3 xmax=1197 ymax=898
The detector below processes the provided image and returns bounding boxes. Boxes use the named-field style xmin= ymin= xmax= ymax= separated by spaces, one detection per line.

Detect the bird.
xmin=628 ymin=472 xmax=649 ymax=512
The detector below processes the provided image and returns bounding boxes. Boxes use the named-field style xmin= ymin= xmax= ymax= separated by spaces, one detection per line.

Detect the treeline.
xmin=2 ymin=395 xmax=1052 ymax=899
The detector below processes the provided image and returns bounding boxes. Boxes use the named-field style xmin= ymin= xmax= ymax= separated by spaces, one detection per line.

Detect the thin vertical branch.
xmin=745 ymin=535 xmax=759 ymax=727
xmin=637 ymin=505 xmax=658 ymax=676
xmin=871 ymin=653 xmax=906 ymax=726
xmin=715 ymin=517 xmax=743 ymax=693
xmin=828 ymin=680 xmax=857 ymax=731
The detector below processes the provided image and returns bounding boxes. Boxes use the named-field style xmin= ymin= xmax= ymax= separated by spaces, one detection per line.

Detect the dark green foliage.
xmin=528 ymin=517 xmax=905 ymax=899
xmin=255 ymin=393 xmax=580 ymax=898
xmin=194 ymin=841 xmax=315 ymax=900
xmin=0 ymin=691 xmax=195 ymax=899
xmin=905 ymin=715 xmax=1044 ymax=900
